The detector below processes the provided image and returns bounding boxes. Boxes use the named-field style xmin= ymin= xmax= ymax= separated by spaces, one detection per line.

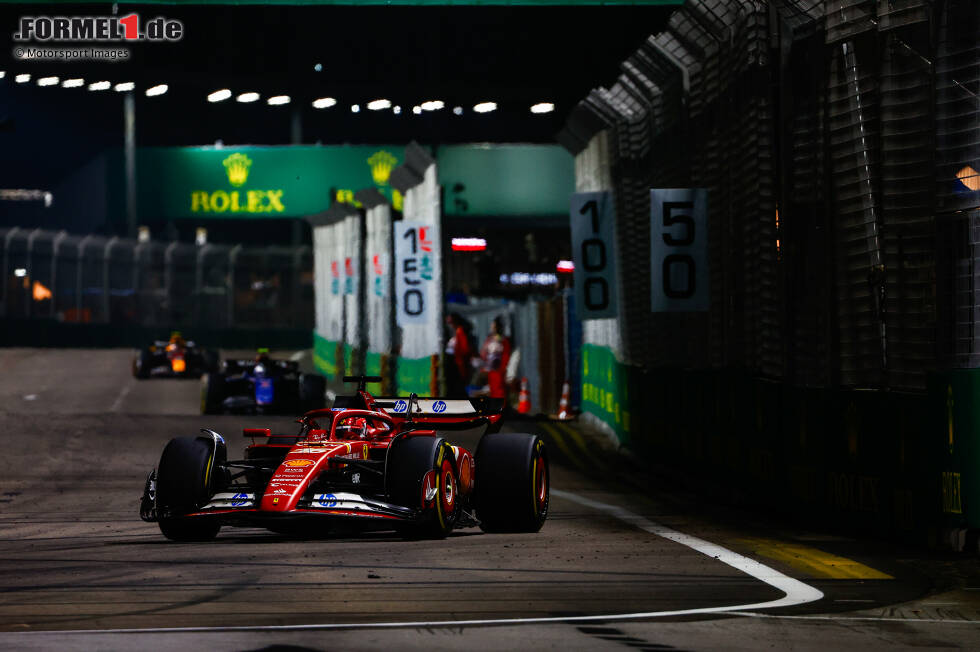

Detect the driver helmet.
xmin=167 ymin=331 xmax=185 ymax=351
xmin=335 ymin=417 xmax=368 ymax=440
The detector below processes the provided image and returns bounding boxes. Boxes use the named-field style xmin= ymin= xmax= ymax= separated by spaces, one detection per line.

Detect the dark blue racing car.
xmin=201 ymin=349 xmax=326 ymax=415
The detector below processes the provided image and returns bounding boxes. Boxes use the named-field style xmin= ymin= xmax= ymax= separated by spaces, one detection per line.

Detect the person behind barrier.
xmin=444 ymin=312 xmax=474 ymax=398
xmin=480 ymin=316 xmax=512 ymax=400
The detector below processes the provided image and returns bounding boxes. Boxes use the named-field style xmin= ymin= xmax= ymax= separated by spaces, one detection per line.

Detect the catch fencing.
xmin=1 ymin=226 xmax=314 ymax=334
xmin=559 ymin=0 xmax=980 ymax=539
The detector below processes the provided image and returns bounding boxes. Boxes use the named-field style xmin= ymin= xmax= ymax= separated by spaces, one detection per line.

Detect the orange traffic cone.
xmin=518 ymin=377 xmax=531 ymax=414
xmin=556 ymin=380 xmax=571 ymax=420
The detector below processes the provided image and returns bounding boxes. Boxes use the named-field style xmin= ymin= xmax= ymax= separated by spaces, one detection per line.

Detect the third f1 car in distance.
xmin=200 ymin=349 xmax=326 ymax=415
xmin=141 ymin=376 xmax=549 ymax=541
xmin=133 ymin=332 xmax=218 ymax=379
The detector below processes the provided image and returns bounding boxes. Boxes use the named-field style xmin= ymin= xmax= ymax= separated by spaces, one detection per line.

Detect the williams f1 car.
xmin=141 ymin=376 xmax=549 ymax=540
xmin=200 ymin=350 xmax=326 ymax=414
xmin=133 ymin=332 xmax=218 ymax=379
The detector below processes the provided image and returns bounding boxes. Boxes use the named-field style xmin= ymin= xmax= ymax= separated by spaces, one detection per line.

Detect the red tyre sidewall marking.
xmin=439 ymin=458 xmax=456 ymax=521
xmin=532 ymin=442 xmax=547 ymax=517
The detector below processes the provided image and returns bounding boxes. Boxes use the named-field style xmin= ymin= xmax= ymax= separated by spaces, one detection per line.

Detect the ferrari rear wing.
xmin=339 ymin=376 xmax=505 ymax=430
xmin=373 ymin=396 xmax=504 ymax=417
xmin=370 ymin=396 xmax=504 ymax=432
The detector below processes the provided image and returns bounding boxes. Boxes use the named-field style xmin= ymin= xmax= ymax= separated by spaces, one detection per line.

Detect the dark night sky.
xmin=0 ymin=3 xmax=674 ymax=188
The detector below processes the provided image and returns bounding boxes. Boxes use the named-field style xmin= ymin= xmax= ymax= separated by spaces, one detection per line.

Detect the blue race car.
xmin=201 ymin=349 xmax=326 ymax=415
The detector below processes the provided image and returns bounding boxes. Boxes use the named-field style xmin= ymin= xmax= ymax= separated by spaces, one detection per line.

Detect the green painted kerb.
xmin=397 ymin=356 xmax=431 ymax=397
xmin=313 ymin=333 xmax=337 ymax=377
xmin=581 ymin=343 xmax=631 ymax=444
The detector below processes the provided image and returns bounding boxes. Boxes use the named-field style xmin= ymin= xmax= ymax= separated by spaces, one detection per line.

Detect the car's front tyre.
xmin=155 ymin=436 xmax=222 ymax=541
xmin=387 ymin=436 xmax=460 ymax=539
xmin=132 ymin=349 xmax=152 ymax=379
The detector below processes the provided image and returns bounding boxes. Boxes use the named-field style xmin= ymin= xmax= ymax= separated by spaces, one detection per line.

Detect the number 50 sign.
xmin=650 ymin=189 xmax=708 ymax=312
xmin=570 ymin=192 xmax=618 ymax=320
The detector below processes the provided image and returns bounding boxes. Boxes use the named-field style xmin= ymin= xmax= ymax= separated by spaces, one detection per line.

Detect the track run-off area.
xmin=1 ymin=348 xmax=978 ymax=651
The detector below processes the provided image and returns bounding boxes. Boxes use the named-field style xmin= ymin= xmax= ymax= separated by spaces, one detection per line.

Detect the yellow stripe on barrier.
xmin=555 ymin=422 xmax=611 ymax=473
xmin=736 ymin=537 xmax=893 ymax=580
xmin=537 ymin=422 xmax=587 ymax=471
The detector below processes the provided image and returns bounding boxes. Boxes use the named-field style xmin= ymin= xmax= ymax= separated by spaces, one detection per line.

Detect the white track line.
xmin=727 ymin=611 xmax=980 ymax=625
xmin=109 ymin=384 xmax=131 ymax=413
xmin=12 ymin=489 xmax=824 ymax=636
xmin=551 ymin=490 xmax=825 ymax=612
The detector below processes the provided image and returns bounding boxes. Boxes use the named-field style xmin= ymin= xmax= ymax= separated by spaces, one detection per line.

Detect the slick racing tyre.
xmin=201 ymin=349 xmax=220 ymax=375
xmin=155 ymin=436 xmax=223 ymax=542
xmin=474 ymin=433 xmax=549 ymax=533
xmin=133 ymin=349 xmax=152 ymax=379
xmin=200 ymin=372 xmax=225 ymax=415
xmin=388 ymin=436 xmax=460 ymax=539
xmin=299 ymin=373 xmax=327 ymax=412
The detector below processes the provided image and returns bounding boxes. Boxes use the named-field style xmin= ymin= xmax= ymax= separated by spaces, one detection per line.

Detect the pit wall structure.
xmin=561 ymin=0 xmax=980 ymax=547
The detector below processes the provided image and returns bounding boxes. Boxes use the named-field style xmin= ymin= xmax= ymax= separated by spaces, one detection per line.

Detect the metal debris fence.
xmin=1 ymin=226 xmax=314 ymax=330
xmin=560 ymin=0 xmax=980 ymax=393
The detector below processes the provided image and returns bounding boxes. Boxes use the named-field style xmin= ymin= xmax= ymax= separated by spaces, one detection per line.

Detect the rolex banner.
xmin=136 ymin=145 xmax=406 ymax=219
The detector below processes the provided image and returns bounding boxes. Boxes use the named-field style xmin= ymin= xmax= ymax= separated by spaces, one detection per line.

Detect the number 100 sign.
xmin=570 ymin=191 xmax=618 ymax=320
xmin=650 ymin=188 xmax=708 ymax=312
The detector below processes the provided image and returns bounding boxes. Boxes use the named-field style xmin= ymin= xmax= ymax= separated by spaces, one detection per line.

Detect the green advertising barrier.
xmin=933 ymin=370 xmax=980 ymax=530
xmin=109 ymin=144 xmax=575 ymax=223
xmin=364 ymin=352 xmax=389 ymax=395
xmin=315 ymin=333 xmax=432 ymax=397
xmin=396 ymin=356 xmax=433 ymax=397
xmin=313 ymin=333 xmax=338 ymax=378
xmin=580 ymin=343 xmax=633 ymax=445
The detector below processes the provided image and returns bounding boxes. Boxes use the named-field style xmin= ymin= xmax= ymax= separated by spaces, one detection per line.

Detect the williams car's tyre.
xmin=201 ymin=349 xmax=220 ymax=375
xmin=132 ymin=349 xmax=152 ymax=379
xmin=388 ymin=436 xmax=459 ymax=539
xmin=200 ymin=372 xmax=225 ymax=415
xmin=155 ymin=436 xmax=223 ymax=542
xmin=474 ymin=433 xmax=549 ymax=533
xmin=299 ymin=373 xmax=327 ymax=412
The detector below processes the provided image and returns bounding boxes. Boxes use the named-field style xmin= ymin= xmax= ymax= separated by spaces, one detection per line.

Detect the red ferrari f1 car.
xmin=140 ymin=376 xmax=549 ymax=540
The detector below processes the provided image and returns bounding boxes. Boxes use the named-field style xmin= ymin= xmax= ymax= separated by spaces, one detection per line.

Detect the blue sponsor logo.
xmin=255 ymin=377 xmax=275 ymax=405
xmin=393 ymin=400 xmax=408 ymax=413
xmin=316 ymin=493 xmax=338 ymax=508
xmin=231 ymin=493 xmax=249 ymax=507
xmin=432 ymin=400 xmax=447 ymax=413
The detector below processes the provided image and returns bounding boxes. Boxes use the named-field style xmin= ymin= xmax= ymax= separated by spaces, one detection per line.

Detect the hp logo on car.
xmin=433 ymin=400 xmax=447 ymax=413
xmin=316 ymin=493 xmax=338 ymax=508
xmin=393 ymin=400 xmax=408 ymax=413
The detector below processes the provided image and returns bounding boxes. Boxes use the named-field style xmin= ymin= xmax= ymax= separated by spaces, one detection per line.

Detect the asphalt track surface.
xmin=1 ymin=348 xmax=979 ymax=651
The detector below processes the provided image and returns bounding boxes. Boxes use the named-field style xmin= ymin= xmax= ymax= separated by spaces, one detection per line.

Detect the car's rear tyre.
xmin=299 ymin=373 xmax=327 ymax=412
xmin=388 ymin=436 xmax=459 ymax=539
xmin=155 ymin=436 xmax=223 ymax=541
xmin=200 ymin=372 xmax=225 ymax=414
xmin=474 ymin=433 xmax=549 ymax=533
xmin=133 ymin=349 xmax=151 ymax=379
